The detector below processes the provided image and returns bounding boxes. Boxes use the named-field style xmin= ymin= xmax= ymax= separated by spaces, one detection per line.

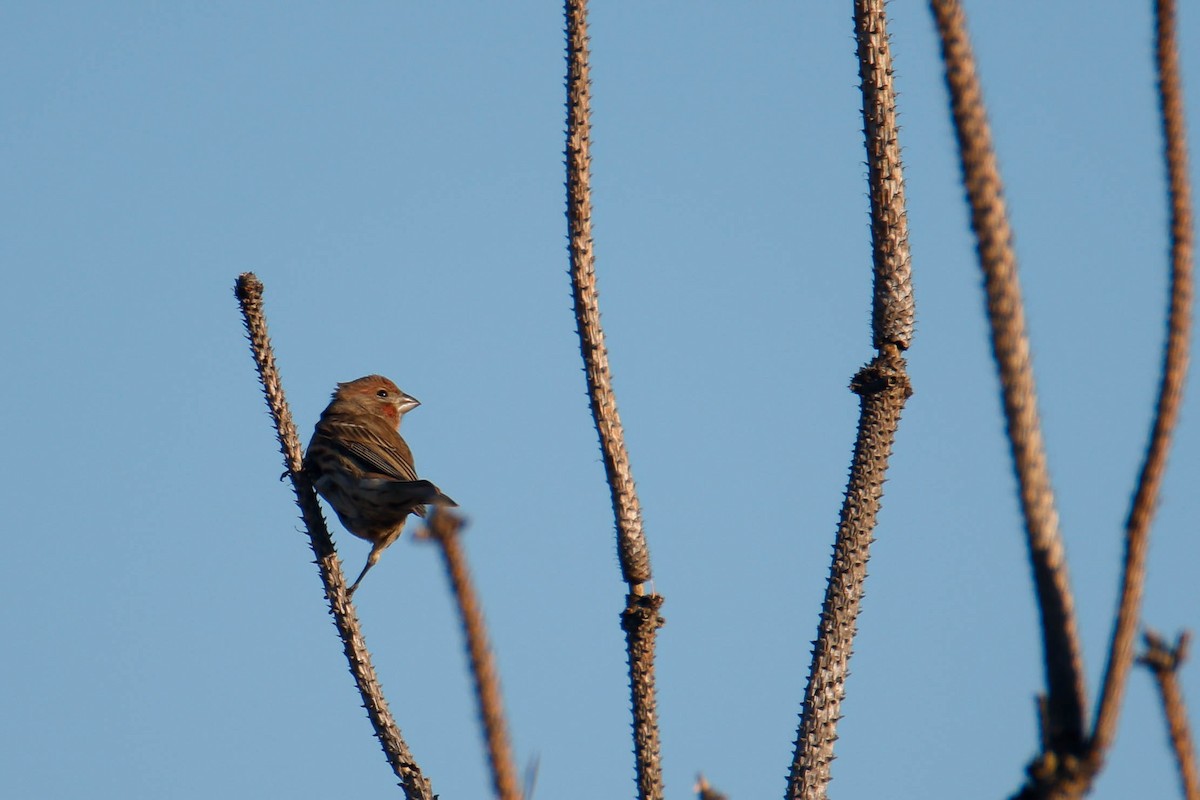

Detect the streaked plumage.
xmin=304 ymin=375 xmax=455 ymax=595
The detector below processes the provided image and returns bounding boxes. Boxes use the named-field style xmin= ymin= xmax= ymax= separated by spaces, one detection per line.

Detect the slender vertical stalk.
xmin=235 ymin=273 xmax=433 ymax=800
xmin=788 ymin=359 xmax=911 ymax=800
xmin=787 ymin=3 xmax=914 ymax=798
xmin=424 ymin=511 xmax=521 ymax=800
xmin=929 ymin=0 xmax=1088 ymax=764
xmin=622 ymin=591 xmax=666 ymax=800
xmin=564 ymin=2 xmax=664 ymax=799
xmin=860 ymin=0 xmax=916 ymax=353
xmin=564 ymin=0 xmax=652 ymax=591
xmin=1091 ymin=0 xmax=1194 ymax=762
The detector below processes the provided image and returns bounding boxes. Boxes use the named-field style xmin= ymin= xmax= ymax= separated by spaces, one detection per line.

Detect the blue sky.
xmin=3 ymin=2 xmax=1198 ymax=798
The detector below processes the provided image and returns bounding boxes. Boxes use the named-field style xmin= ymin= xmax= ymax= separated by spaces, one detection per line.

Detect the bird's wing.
xmin=317 ymin=421 xmax=419 ymax=482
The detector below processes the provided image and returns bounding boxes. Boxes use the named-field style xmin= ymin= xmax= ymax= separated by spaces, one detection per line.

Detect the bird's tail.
xmin=368 ymin=478 xmax=457 ymax=516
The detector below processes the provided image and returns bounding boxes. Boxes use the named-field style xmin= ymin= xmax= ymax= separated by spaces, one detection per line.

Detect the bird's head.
xmin=332 ymin=375 xmax=420 ymax=426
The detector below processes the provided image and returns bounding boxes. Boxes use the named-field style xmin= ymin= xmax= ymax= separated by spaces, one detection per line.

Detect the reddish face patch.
xmin=376 ymin=401 xmax=400 ymax=423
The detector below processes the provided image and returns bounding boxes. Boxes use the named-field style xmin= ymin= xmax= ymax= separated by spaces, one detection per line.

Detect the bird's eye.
xmin=376 ymin=389 xmax=389 ymax=398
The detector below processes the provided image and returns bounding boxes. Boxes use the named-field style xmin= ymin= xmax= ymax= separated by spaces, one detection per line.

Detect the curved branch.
xmin=1090 ymin=0 xmax=1194 ymax=761
xmin=929 ymin=0 xmax=1088 ymax=762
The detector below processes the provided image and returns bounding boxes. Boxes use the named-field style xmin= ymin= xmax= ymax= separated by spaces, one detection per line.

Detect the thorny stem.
xmin=788 ymin=357 xmax=911 ymax=800
xmin=787 ymin=3 xmax=914 ymax=798
xmin=423 ymin=510 xmax=522 ymax=800
xmin=859 ymin=0 xmax=915 ymax=352
xmin=1091 ymin=0 xmax=1194 ymax=765
xmin=234 ymin=273 xmax=434 ymax=800
xmin=564 ymin=2 xmax=664 ymax=799
xmin=622 ymin=592 xmax=666 ymax=800
xmin=564 ymin=0 xmax=651 ymax=591
xmin=930 ymin=0 xmax=1089 ymax=769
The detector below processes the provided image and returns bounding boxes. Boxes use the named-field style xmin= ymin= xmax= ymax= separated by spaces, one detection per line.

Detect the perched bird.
xmin=304 ymin=375 xmax=456 ymax=595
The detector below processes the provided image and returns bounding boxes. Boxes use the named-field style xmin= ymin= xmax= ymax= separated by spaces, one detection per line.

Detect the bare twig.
xmin=422 ymin=510 xmax=521 ymax=800
xmin=929 ymin=0 xmax=1089 ymax=778
xmin=234 ymin=273 xmax=434 ymax=800
xmin=1091 ymin=0 xmax=1194 ymax=764
xmin=788 ymin=356 xmax=910 ymax=800
xmin=787 ymin=3 xmax=913 ymax=798
xmin=1139 ymin=631 xmax=1200 ymax=800
xmin=564 ymin=0 xmax=651 ymax=592
xmin=564 ymin=1 xmax=663 ymax=798
xmin=860 ymin=2 xmax=915 ymax=354
xmin=622 ymin=591 xmax=666 ymax=800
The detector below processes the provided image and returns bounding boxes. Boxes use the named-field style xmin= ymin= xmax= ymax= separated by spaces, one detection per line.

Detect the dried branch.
xmin=1139 ymin=631 xmax=1200 ymax=800
xmin=564 ymin=0 xmax=651 ymax=591
xmin=234 ymin=273 xmax=433 ymax=800
xmin=1091 ymin=0 xmax=1194 ymax=763
xmin=860 ymin=3 xmax=915 ymax=354
xmin=622 ymin=591 xmax=666 ymax=800
xmin=929 ymin=0 xmax=1089 ymax=775
xmin=787 ymin=357 xmax=910 ymax=800
xmin=786 ymin=3 xmax=913 ymax=798
xmin=564 ymin=1 xmax=663 ymax=798
xmin=422 ymin=510 xmax=521 ymax=800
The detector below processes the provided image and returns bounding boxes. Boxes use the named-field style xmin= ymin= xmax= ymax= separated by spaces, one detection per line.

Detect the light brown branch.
xmin=622 ymin=592 xmax=666 ymax=800
xmin=1091 ymin=0 xmax=1194 ymax=763
xmin=788 ymin=356 xmax=911 ymax=800
xmin=564 ymin=2 xmax=663 ymax=798
xmin=234 ymin=273 xmax=434 ymax=800
xmin=859 ymin=0 xmax=915 ymax=352
xmin=423 ymin=510 xmax=521 ymax=800
xmin=787 ymin=4 xmax=914 ymax=798
xmin=564 ymin=0 xmax=652 ymax=591
xmin=1139 ymin=631 xmax=1200 ymax=800
xmin=929 ymin=0 xmax=1088 ymax=772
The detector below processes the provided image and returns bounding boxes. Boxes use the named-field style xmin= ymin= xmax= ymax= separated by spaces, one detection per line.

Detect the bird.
xmin=304 ymin=375 xmax=456 ymax=596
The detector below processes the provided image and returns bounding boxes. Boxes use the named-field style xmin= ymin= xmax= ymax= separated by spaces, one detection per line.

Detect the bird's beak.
xmin=397 ymin=393 xmax=421 ymax=414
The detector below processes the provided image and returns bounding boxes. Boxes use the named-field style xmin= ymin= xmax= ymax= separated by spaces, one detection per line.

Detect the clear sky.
xmin=3 ymin=2 xmax=1198 ymax=799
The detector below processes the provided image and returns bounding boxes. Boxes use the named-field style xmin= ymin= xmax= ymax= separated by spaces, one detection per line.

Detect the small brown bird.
xmin=304 ymin=375 xmax=456 ymax=595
